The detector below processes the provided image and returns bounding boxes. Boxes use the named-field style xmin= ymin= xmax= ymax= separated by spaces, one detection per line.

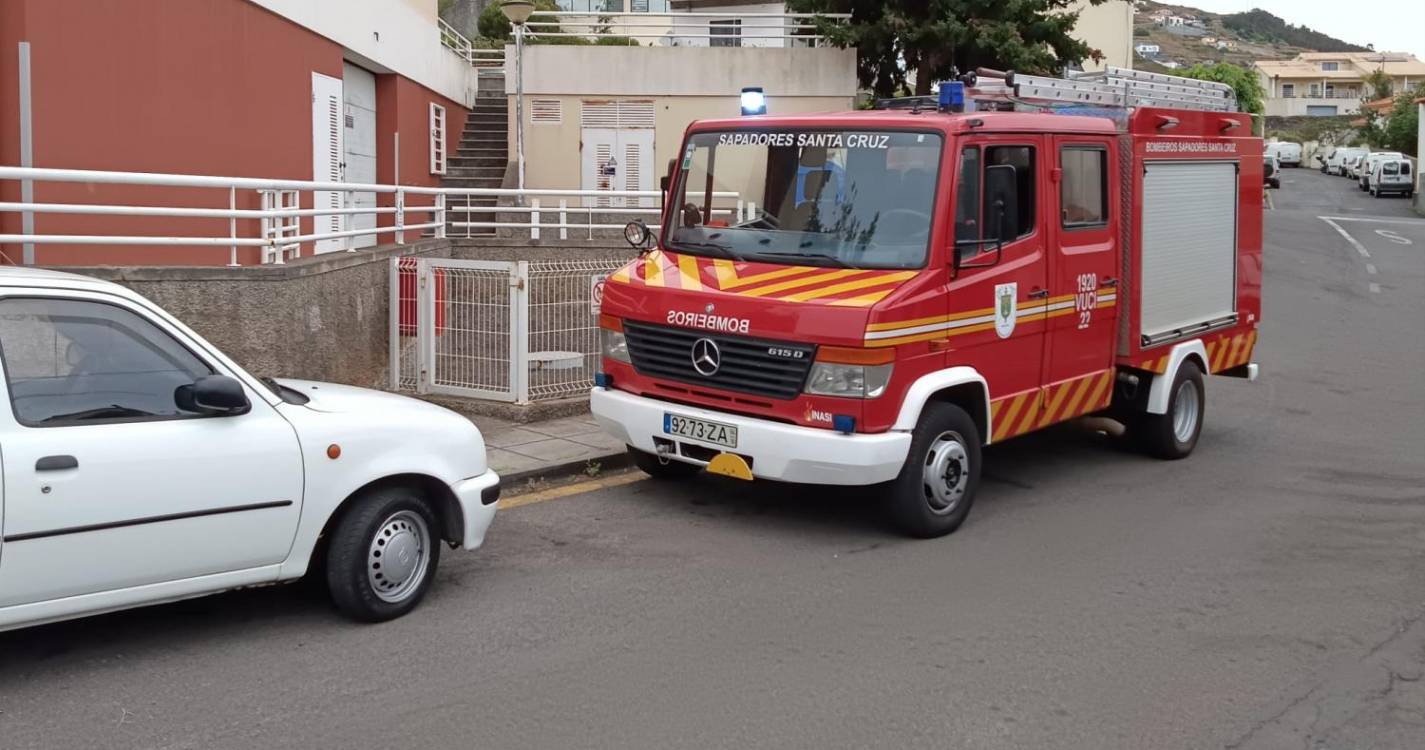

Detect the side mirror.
xmin=175 ymin=374 xmax=251 ymax=416
xmin=660 ymin=157 xmax=676 ymax=194
xmin=955 ymin=164 xmax=1019 ymax=274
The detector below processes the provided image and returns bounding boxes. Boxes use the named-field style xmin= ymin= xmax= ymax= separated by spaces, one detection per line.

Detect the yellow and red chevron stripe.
xmin=990 ymin=370 xmax=1115 ymax=442
xmin=863 ymin=287 xmax=1120 ymax=348
xmin=1137 ymin=329 xmax=1257 ymax=374
xmin=606 ymin=251 xmax=914 ymax=308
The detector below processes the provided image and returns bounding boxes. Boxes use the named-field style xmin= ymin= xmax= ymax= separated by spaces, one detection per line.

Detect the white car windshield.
xmin=667 ymin=130 xmax=943 ymax=269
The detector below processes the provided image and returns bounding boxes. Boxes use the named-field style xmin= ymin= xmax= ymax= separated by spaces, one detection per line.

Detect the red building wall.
xmin=0 ymin=0 xmax=467 ymax=266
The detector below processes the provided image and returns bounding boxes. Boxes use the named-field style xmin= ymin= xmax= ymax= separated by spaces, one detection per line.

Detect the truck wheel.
xmin=885 ymin=402 xmax=981 ymax=538
xmin=629 ymin=447 xmax=700 ymax=480
xmin=326 ymin=486 xmax=442 ymax=622
xmin=1136 ymin=360 xmax=1205 ymax=460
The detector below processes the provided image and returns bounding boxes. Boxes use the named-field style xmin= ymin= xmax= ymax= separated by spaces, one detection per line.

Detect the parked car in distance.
xmin=1358 ymin=152 xmax=1404 ymax=190
xmin=1268 ymin=142 xmax=1302 ymax=168
xmin=0 ymin=267 xmax=501 ymax=632
xmin=1327 ymin=147 xmax=1366 ymax=176
xmin=1368 ymin=158 xmax=1415 ymax=198
xmin=1263 ymin=155 xmax=1281 ymax=189
xmin=1343 ymin=152 xmax=1369 ymax=179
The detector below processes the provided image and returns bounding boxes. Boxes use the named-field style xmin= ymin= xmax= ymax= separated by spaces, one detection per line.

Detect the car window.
xmin=0 ymin=297 xmax=215 ymax=426
xmin=986 ymin=145 xmax=1036 ymax=238
xmin=1060 ymin=147 xmax=1107 ymax=228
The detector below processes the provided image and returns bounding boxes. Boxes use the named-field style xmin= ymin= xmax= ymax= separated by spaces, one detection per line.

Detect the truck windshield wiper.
xmin=750 ymin=250 xmax=851 ymax=268
xmin=669 ymin=239 xmax=746 ymax=261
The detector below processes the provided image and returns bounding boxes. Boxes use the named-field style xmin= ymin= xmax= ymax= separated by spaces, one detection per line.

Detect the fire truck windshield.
xmin=667 ymin=130 xmax=943 ymax=269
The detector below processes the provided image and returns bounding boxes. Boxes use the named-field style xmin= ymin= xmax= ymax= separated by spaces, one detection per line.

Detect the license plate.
xmin=663 ymin=413 xmax=738 ymax=448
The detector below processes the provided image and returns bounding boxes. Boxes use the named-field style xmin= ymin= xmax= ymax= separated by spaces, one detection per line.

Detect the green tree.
xmin=1179 ymin=62 xmax=1265 ymax=115
xmin=788 ymin=0 xmax=1109 ymax=98
xmin=1380 ymin=84 xmax=1423 ymax=156
xmin=477 ymin=0 xmax=560 ymax=41
xmin=1363 ymin=68 xmax=1393 ymax=100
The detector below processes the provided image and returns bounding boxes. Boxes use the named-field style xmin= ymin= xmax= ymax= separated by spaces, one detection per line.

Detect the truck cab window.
xmin=985 ymin=145 xmax=1036 ymax=237
xmin=0 ymin=298 xmax=214 ymax=426
xmin=1061 ymin=147 xmax=1107 ymax=227
xmin=954 ymin=146 xmax=982 ymax=249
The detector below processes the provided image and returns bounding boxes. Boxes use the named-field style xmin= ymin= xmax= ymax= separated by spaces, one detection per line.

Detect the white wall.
xmin=508 ymin=45 xmax=856 ymax=96
xmin=1072 ymin=0 xmax=1133 ymax=71
xmin=249 ymin=0 xmax=473 ymax=105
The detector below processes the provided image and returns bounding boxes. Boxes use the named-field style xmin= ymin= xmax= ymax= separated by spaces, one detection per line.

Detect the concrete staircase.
xmin=442 ymin=73 xmax=508 ymax=237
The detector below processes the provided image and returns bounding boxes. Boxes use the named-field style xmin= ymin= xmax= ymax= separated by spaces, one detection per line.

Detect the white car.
xmin=0 ymin=267 xmax=499 ymax=631
xmin=1268 ymin=142 xmax=1302 ymax=168
xmin=1357 ymin=152 xmax=1404 ymax=190
xmin=1368 ymin=158 xmax=1415 ymax=198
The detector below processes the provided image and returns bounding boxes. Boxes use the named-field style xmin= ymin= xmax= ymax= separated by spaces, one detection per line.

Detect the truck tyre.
xmin=885 ymin=402 xmax=981 ymax=539
xmin=326 ymin=486 xmax=442 ymax=622
xmin=629 ymin=447 xmax=700 ymax=480
xmin=1136 ymin=360 xmax=1205 ymax=460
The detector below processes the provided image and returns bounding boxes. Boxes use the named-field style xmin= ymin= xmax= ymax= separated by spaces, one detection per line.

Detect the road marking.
xmin=1374 ymin=229 xmax=1412 ymax=245
xmin=1265 ymin=191 xmax=1274 ymax=210
xmin=499 ymin=471 xmax=646 ymax=510
xmin=1320 ymin=216 xmax=1425 ymax=225
xmin=1365 ymin=263 xmax=1378 ymax=275
xmin=1320 ymin=217 xmax=1370 ymax=258
xmin=1370 ymin=283 xmax=1381 ymax=294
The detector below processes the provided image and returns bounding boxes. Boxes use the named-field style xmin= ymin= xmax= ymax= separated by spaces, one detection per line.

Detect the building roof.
xmin=1255 ymin=52 xmax=1425 ymax=80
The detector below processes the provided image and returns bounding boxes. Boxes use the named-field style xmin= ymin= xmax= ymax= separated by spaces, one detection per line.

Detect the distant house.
xmin=1135 ymin=43 xmax=1161 ymax=56
xmin=1161 ymin=60 xmax=1182 ymax=69
xmin=1159 ymin=15 xmax=1186 ymax=26
xmin=1256 ymin=51 xmax=1425 ymax=116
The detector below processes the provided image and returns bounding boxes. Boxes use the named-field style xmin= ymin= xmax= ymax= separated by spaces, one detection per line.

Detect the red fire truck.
xmin=591 ymin=67 xmax=1262 ymax=537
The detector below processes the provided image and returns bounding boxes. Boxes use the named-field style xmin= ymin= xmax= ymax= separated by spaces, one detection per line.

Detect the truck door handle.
xmin=1028 ymin=288 xmax=1049 ymax=299
xmin=1102 ymin=277 xmax=1119 ymax=288
xmin=36 ymin=455 xmax=78 ymax=472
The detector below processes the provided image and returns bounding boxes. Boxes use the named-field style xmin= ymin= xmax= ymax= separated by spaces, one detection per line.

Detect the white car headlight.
xmin=804 ymin=362 xmax=893 ymax=399
xmin=600 ymin=328 xmax=630 ymax=364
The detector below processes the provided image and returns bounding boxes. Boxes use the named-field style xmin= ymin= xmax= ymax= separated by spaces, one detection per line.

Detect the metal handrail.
xmin=0 ymin=166 xmax=733 ymax=265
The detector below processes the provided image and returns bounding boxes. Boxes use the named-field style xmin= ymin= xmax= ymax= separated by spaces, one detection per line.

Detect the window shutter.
xmin=430 ymin=103 xmax=447 ymax=175
xmin=581 ymin=100 xmax=655 ymax=129
xmin=623 ymin=143 xmax=641 ymax=193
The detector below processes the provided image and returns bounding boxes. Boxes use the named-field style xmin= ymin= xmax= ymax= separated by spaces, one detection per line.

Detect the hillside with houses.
xmin=1131 ymin=0 xmax=1368 ymax=73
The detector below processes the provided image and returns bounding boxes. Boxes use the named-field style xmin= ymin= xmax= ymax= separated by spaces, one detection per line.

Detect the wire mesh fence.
xmin=392 ymin=256 xmax=628 ymax=402
xmin=525 ymin=259 xmax=627 ymax=400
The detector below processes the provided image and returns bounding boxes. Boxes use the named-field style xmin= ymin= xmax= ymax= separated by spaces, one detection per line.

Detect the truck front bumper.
xmin=451 ymin=470 xmax=500 ymax=550
xmin=591 ymin=387 xmax=912 ymax=486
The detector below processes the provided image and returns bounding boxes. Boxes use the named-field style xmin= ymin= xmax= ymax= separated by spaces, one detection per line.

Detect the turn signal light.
xmin=598 ymin=313 xmax=623 ymax=332
xmin=815 ymin=346 xmax=895 ymax=366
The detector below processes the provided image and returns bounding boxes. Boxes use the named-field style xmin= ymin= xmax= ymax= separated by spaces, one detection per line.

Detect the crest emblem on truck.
xmin=995 ymin=283 xmax=1018 ymax=339
xmin=691 ymin=338 xmax=721 ymax=376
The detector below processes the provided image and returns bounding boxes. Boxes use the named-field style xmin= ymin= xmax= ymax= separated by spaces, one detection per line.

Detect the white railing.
xmin=439 ymin=18 xmax=505 ymax=67
xmin=0 ymin=166 xmax=739 ymax=265
xmin=442 ymin=187 xmax=742 ymax=240
xmin=527 ymin=11 xmax=850 ymax=47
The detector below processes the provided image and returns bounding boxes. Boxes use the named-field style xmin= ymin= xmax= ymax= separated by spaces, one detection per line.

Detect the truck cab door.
xmin=948 ymin=137 xmax=1050 ymax=442
xmin=1042 ymin=137 xmax=1120 ymax=421
xmin=0 ymin=292 xmax=304 ymax=610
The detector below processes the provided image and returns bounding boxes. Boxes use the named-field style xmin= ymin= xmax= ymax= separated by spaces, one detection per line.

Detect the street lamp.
xmin=501 ymin=0 xmax=535 ymax=198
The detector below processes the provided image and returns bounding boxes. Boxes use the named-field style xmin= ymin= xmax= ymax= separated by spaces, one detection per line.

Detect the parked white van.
xmin=0 ymin=268 xmax=500 ymax=632
xmin=1368 ymin=158 xmax=1415 ymax=198
xmin=1268 ymin=142 xmax=1303 ymax=168
xmin=1358 ymin=152 xmax=1404 ymax=190
xmin=1327 ymin=147 xmax=1366 ymax=176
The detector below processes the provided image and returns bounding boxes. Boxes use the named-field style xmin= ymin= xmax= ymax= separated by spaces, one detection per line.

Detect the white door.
xmin=0 ymin=293 xmax=305 ymax=608
xmin=342 ymin=62 xmax=378 ymax=249
xmin=312 ymin=72 xmax=345 ymax=254
xmin=580 ymin=128 xmax=654 ymax=208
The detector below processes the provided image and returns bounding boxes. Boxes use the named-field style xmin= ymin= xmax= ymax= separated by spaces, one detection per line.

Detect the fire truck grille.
xmin=622 ymin=321 xmax=816 ymax=400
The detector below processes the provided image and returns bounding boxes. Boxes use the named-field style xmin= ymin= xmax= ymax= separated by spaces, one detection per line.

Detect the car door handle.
xmin=1028 ymin=288 xmax=1050 ymax=299
xmin=36 ymin=455 xmax=78 ymax=472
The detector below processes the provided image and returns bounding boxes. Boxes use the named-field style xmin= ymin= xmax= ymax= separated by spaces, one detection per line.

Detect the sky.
xmin=1174 ymin=0 xmax=1425 ymax=60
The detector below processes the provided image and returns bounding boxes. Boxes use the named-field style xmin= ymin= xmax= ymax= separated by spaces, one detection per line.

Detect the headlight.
xmin=804 ymin=362 xmax=893 ymax=399
xmin=600 ymin=328 xmax=630 ymax=364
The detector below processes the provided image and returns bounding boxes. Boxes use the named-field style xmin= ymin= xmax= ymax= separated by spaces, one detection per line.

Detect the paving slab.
xmin=465 ymin=410 xmax=627 ymax=482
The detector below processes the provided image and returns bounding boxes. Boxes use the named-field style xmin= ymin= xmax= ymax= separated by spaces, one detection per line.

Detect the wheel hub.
xmin=1172 ymin=380 xmax=1200 ymax=444
xmin=922 ymin=431 xmax=969 ymax=515
xmin=367 ymin=510 xmax=430 ymax=603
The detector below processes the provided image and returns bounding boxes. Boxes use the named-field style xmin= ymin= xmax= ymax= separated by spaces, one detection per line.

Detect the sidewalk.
xmin=472 ymin=412 xmax=630 ymax=483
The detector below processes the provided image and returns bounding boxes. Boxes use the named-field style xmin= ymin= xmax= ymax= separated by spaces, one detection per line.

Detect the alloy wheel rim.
xmin=367 ymin=510 xmax=431 ymax=604
xmin=922 ymin=431 xmax=970 ymax=515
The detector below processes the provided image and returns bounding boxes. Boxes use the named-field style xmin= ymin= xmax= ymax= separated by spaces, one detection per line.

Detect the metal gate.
xmin=391 ymin=257 xmax=626 ymax=402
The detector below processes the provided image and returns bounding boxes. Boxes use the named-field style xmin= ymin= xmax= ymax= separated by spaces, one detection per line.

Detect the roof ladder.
xmin=967 ymin=66 xmax=1239 ymax=114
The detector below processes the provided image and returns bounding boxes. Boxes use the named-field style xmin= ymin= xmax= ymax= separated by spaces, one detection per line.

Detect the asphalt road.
xmin=3 ymin=169 xmax=1425 ymax=750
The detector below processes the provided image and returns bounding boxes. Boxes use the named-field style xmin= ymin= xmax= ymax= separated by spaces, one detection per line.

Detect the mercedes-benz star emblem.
xmin=691 ymin=338 xmax=721 ymax=376
xmin=704 ymin=302 xmax=715 ymax=314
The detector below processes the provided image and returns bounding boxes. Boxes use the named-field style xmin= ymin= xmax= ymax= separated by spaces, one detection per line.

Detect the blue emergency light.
xmin=740 ymin=87 xmax=767 ymax=116
xmin=939 ymin=81 xmax=965 ymax=113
